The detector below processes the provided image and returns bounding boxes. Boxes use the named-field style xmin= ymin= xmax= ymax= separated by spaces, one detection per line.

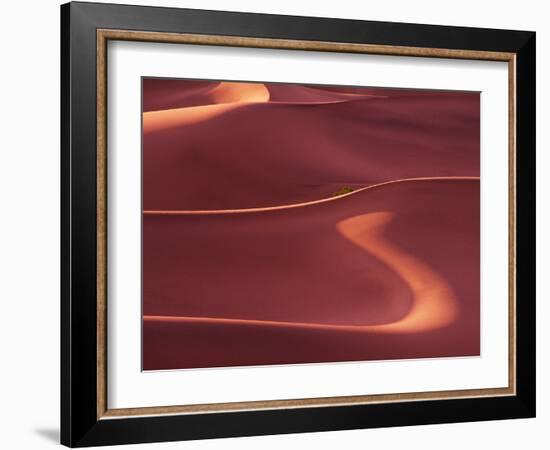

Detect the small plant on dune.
xmin=332 ymin=186 xmax=355 ymax=197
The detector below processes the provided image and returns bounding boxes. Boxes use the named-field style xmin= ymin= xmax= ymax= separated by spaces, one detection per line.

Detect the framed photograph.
xmin=61 ymin=1 xmax=536 ymax=447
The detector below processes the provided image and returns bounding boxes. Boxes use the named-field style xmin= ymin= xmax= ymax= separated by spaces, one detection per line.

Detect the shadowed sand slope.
xmin=143 ymin=178 xmax=480 ymax=370
xmin=143 ymin=84 xmax=479 ymax=210
xmin=266 ymin=83 xmax=384 ymax=102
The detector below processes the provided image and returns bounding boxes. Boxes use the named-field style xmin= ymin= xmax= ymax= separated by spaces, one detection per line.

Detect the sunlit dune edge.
xmin=141 ymin=80 xmax=481 ymax=369
xmin=143 ymin=102 xmax=243 ymax=133
xmin=142 ymin=79 xmax=389 ymax=112
xmin=143 ymin=211 xmax=456 ymax=334
xmin=143 ymin=95 xmax=385 ymax=134
xmin=143 ymin=81 xmax=270 ymax=133
xmin=143 ymin=90 xmax=479 ymax=210
xmin=143 ymin=176 xmax=480 ymax=215
xmin=209 ymin=81 xmax=270 ymax=104
xmin=143 ymin=314 xmax=402 ymax=332
xmin=337 ymin=212 xmax=458 ymax=332
xmin=142 ymin=177 xmax=480 ymax=369
xmin=143 ymin=179 xmax=474 ymax=333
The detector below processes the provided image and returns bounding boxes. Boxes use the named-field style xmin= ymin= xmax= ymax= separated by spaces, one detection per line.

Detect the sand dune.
xmin=142 ymin=80 xmax=480 ymax=370
xmin=144 ymin=209 xmax=457 ymax=334
xmin=143 ymin=80 xmax=269 ymax=111
xmin=142 ymin=78 xmax=464 ymax=113
xmin=306 ymin=84 xmax=476 ymax=98
xmin=337 ymin=211 xmax=458 ymax=333
xmin=143 ymin=97 xmax=374 ymax=134
xmin=143 ymin=79 xmax=219 ymax=112
xmin=209 ymin=81 xmax=269 ymax=104
xmin=143 ymin=176 xmax=478 ymax=215
xmin=143 ymin=89 xmax=479 ymax=210
xmin=143 ymin=178 xmax=480 ymax=370
xmin=266 ymin=83 xmax=383 ymax=102
xmin=143 ymin=79 xmax=384 ymax=113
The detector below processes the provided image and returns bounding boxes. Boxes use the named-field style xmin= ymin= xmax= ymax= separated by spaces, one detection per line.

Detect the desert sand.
xmin=143 ymin=82 xmax=479 ymax=210
xmin=142 ymin=80 xmax=480 ymax=370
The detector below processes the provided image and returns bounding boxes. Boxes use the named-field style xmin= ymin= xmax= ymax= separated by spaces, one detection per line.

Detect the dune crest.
xmin=143 ymin=91 xmax=480 ymax=210
xmin=143 ymin=102 xmax=242 ymax=134
xmin=143 ymin=178 xmax=480 ymax=369
xmin=209 ymin=82 xmax=270 ymax=104
xmin=266 ymin=83 xmax=384 ymax=103
xmin=143 ymin=208 xmax=459 ymax=335
xmin=142 ymin=92 xmax=378 ymax=135
xmin=141 ymin=78 xmax=481 ymax=370
xmin=143 ymin=176 xmax=479 ymax=215
xmin=337 ymin=212 xmax=459 ymax=333
xmin=143 ymin=82 xmax=269 ymax=133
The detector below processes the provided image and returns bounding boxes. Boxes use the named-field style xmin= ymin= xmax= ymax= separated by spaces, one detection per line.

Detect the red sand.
xmin=143 ymin=178 xmax=480 ymax=370
xmin=142 ymin=80 xmax=480 ymax=370
xmin=143 ymin=82 xmax=479 ymax=210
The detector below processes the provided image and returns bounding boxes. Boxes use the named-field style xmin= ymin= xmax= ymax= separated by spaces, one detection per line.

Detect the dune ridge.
xmin=142 ymin=79 xmax=481 ymax=370
xmin=142 ymin=79 xmax=387 ymax=112
xmin=143 ymin=178 xmax=480 ymax=369
xmin=143 ymin=176 xmax=479 ymax=215
xmin=143 ymin=178 xmax=468 ymax=333
xmin=143 ymin=86 xmax=480 ymax=210
xmin=144 ymin=208 xmax=457 ymax=335
xmin=337 ymin=212 xmax=458 ymax=332
xmin=143 ymin=95 xmax=384 ymax=134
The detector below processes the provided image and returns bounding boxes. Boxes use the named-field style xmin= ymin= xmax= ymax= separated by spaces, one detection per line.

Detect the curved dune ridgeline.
xmin=142 ymin=80 xmax=480 ymax=370
xmin=336 ymin=211 xmax=458 ymax=333
xmin=143 ymin=178 xmax=480 ymax=370
xmin=142 ymin=81 xmax=480 ymax=211
xmin=144 ymin=206 xmax=458 ymax=334
xmin=142 ymin=80 xmax=270 ymax=111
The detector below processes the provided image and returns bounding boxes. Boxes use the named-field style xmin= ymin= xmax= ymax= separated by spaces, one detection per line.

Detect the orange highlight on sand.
xmin=141 ymin=79 xmax=481 ymax=370
xmin=337 ymin=212 xmax=459 ymax=333
xmin=144 ymin=209 xmax=458 ymax=334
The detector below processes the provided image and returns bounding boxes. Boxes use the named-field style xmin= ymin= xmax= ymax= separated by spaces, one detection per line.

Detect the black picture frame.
xmin=61 ymin=1 xmax=536 ymax=447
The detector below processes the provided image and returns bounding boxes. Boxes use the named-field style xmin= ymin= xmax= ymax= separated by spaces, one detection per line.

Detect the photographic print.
xmin=62 ymin=6 xmax=535 ymax=444
xmin=142 ymin=78 xmax=480 ymax=371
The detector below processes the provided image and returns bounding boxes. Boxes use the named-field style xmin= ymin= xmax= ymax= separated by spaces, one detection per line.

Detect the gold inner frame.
xmin=96 ymin=29 xmax=517 ymax=420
